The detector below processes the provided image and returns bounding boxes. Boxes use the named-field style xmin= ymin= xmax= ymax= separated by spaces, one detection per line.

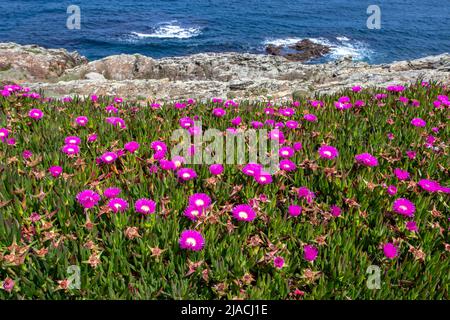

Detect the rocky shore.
xmin=0 ymin=42 xmax=449 ymax=100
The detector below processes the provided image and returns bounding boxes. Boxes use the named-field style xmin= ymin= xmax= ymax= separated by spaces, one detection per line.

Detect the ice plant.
xmin=188 ymin=193 xmax=212 ymax=209
xmin=394 ymin=168 xmax=410 ymax=180
xmin=383 ymin=243 xmax=398 ymax=259
xmin=288 ymin=205 xmax=302 ymax=217
xmin=108 ymin=198 xmax=129 ymax=213
xmin=303 ymin=245 xmax=318 ymax=262
xmin=62 ymin=144 xmax=80 ymax=155
xmin=2 ymin=277 xmax=14 ymax=293
xmin=49 ymin=166 xmax=63 ymax=177
xmin=411 ymin=118 xmax=426 ymax=127
xmin=318 ymin=145 xmax=339 ymax=160
xmin=179 ymin=230 xmax=205 ymax=251
xmin=209 ymin=164 xmax=224 ymax=175
xmin=177 ymin=168 xmax=197 ymax=181
xmin=355 ymin=153 xmax=378 ymax=167
xmin=232 ymin=204 xmax=256 ymax=221
xmin=64 ymin=136 xmax=81 ymax=145
xmin=330 ymin=205 xmax=342 ymax=217
xmin=76 ymin=190 xmax=101 ymax=209
xmin=29 ymin=108 xmax=43 ymax=120
xmin=135 ymin=198 xmax=156 ymax=214
xmin=274 ymin=256 xmax=285 ymax=269
xmin=104 ymin=187 xmax=121 ymax=198
xmin=392 ymin=198 xmax=415 ymax=217
xmin=75 ymin=116 xmax=88 ymax=126
xmin=417 ymin=179 xmax=441 ymax=192
xmin=101 ymin=152 xmax=118 ymax=164
xmin=124 ymin=141 xmax=140 ymax=153
xmin=184 ymin=206 xmax=203 ymax=221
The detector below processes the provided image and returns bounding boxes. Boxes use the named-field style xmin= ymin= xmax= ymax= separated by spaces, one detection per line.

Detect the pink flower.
xmin=108 ymin=198 xmax=129 ymax=213
xmin=303 ymin=114 xmax=318 ymax=122
xmin=62 ymin=144 xmax=80 ymax=155
xmin=184 ymin=206 xmax=204 ymax=221
xmin=280 ymin=159 xmax=296 ymax=171
xmin=177 ymin=168 xmax=197 ymax=181
xmin=209 ymin=164 xmax=224 ymax=175
xmin=394 ymin=168 xmax=410 ymax=180
xmin=411 ymin=118 xmax=426 ymax=127
xmin=212 ymin=108 xmax=226 ymax=117
xmin=29 ymin=108 xmax=43 ymax=120
xmin=406 ymin=150 xmax=416 ymax=159
xmin=392 ymin=198 xmax=415 ymax=217
xmin=288 ymin=205 xmax=302 ymax=217
xmin=2 ymin=277 xmax=14 ymax=293
xmin=242 ymin=163 xmax=262 ymax=177
xmin=124 ymin=141 xmax=140 ymax=153
xmin=76 ymin=190 xmax=101 ymax=209
xmin=297 ymin=187 xmax=315 ymax=203
xmin=406 ymin=221 xmax=418 ymax=232
xmin=293 ymin=142 xmax=302 ymax=151
xmin=303 ymin=245 xmax=318 ymax=262
xmin=135 ymin=198 xmax=156 ymax=214
xmin=417 ymin=179 xmax=441 ymax=193
xmin=88 ymin=133 xmax=98 ymax=142
xmin=75 ymin=116 xmax=88 ymax=126
xmin=101 ymin=152 xmax=118 ymax=164
xmin=355 ymin=153 xmax=378 ymax=167
xmin=383 ymin=243 xmax=398 ymax=259
xmin=255 ymin=172 xmax=273 ymax=185
xmin=104 ymin=187 xmax=121 ymax=198
xmin=352 ymin=85 xmax=362 ymax=92
xmin=179 ymin=230 xmax=205 ymax=251
xmin=232 ymin=204 xmax=256 ymax=221
xmin=387 ymin=185 xmax=397 ymax=196
xmin=318 ymin=145 xmax=339 ymax=160
xmin=330 ymin=205 xmax=342 ymax=217
xmin=274 ymin=256 xmax=285 ymax=269
xmin=49 ymin=166 xmax=63 ymax=177
xmin=0 ymin=128 xmax=9 ymax=142
xmin=64 ymin=136 xmax=81 ymax=145
xmin=279 ymin=146 xmax=294 ymax=158
xmin=188 ymin=193 xmax=212 ymax=209
xmin=22 ymin=150 xmax=32 ymax=159
xmin=91 ymin=95 xmax=98 ymax=102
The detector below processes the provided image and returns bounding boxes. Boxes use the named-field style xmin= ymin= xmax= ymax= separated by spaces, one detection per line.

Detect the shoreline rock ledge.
xmin=0 ymin=42 xmax=449 ymax=100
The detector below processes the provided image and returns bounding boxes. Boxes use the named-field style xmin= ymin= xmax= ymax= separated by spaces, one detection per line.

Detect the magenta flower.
xmin=318 ymin=145 xmax=339 ymax=160
xmin=22 ymin=150 xmax=32 ymax=159
xmin=0 ymin=128 xmax=8 ymax=142
xmin=159 ymin=159 xmax=176 ymax=171
xmin=383 ymin=243 xmax=398 ymax=259
xmin=209 ymin=164 xmax=224 ymax=175
xmin=62 ymin=144 xmax=80 ymax=155
xmin=135 ymin=198 xmax=156 ymax=214
xmin=255 ymin=172 xmax=273 ymax=185
xmin=88 ymin=133 xmax=98 ymax=142
xmin=406 ymin=221 xmax=418 ymax=232
xmin=280 ymin=159 xmax=297 ymax=171
xmin=177 ymin=168 xmax=197 ymax=181
xmin=151 ymin=141 xmax=167 ymax=153
xmin=394 ymin=168 xmax=410 ymax=180
xmin=303 ymin=245 xmax=318 ymax=262
xmin=101 ymin=152 xmax=118 ymax=164
xmin=108 ymin=198 xmax=129 ymax=213
xmin=293 ymin=142 xmax=302 ymax=151
xmin=104 ymin=187 xmax=121 ymax=198
xmin=124 ymin=141 xmax=140 ymax=153
xmin=392 ymin=198 xmax=415 ymax=217
xmin=184 ymin=206 xmax=204 ymax=221
xmin=242 ymin=163 xmax=262 ymax=177
xmin=288 ymin=205 xmax=302 ymax=217
xmin=355 ymin=153 xmax=378 ymax=167
xmin=279 ymin=146 xmax=294 ymax=158
xmin=232 ymin=204 xmax=256 ymax=221
xmin=49 ymin=166 xmax=63 ymax=177
xmin=286 ymin=120 xmax=299 ymax=129
xmin=303 ymin=114 xmax=318 ymax=122
xmin=105 ymin=105 xmax=118 ymax=114
xmin=91 ymin=95 xmax=98 ymax=102
xmin=189 ymin=193 xmax=212 ymax=209
xmin=352 ymin=85 xmax=362 ymax=92
xmin=2 ymin=277 xmax=15 ymax=293
xmin=297 ymin=186 xmax=315 ymax=203
xmin=64 ymin=136 xmax=81 ymax=145
xmin=387 ymin=185 xmax=397 ymax=196
xmin=179 ymin=230 xmax=205 ymax=251
xmin=411 ymin=118 xmax=426 ymax=127
xmin=330 ymin=205 xmax=342 ymax=217
xmin=274 ymin=256 xmax=285 ymax=269
xmin=75 ymin=116 xmax=88 ymax=126
xmin=212 ymin=108 xmax=226 ymax=117
xmin=28 ymin=108 xmax=43 ymax=120
xmin=406 ymin=150 xmax=416 ymax=159
xmin=417 ymin=179 xmax=441 ymax=192
xmin=76 ymin=190 xmax=101 ymax=209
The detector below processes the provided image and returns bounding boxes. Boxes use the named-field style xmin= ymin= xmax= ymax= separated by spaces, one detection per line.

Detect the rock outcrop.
xmin=0 ymin=42 xmax=449 ymax=100
xmin=266 ymin=39 xmax=331 ymax=62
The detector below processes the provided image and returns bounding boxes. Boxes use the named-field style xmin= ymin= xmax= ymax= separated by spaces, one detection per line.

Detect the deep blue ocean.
xmin=0 ymin=0 xmax=449 ymax=63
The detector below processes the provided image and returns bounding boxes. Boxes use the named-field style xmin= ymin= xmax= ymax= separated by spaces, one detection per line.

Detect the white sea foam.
xmin=263 ymin=36 xmax=372 ymax=61
xmin=132 ymin=23 xmax=201 ymax=39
